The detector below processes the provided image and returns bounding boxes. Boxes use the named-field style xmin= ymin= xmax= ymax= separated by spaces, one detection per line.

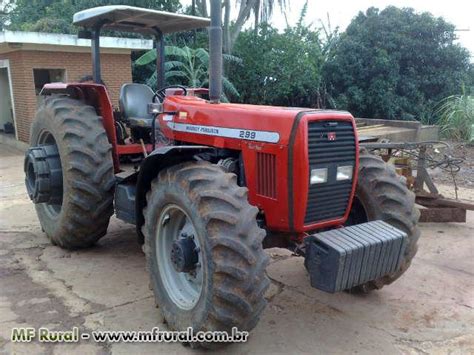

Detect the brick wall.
xmin=0 ymin=50 xmax=132 ymax=142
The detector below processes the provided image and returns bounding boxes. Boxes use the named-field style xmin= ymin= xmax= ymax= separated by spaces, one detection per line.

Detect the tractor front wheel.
xmin=142 ymin=161 xmax=269 ymax=347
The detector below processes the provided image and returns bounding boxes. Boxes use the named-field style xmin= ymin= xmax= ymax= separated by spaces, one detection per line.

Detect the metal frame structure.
xmin=73 ymin=6 xmax=211 ymax=88
xmin=361 ymin=141 xmax=474 ymax=223
xmin=88 ymin=24 xmax=165 ymax=88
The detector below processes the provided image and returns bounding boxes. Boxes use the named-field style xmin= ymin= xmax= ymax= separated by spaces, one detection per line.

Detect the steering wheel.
xmin=153 ymin=85 xmax=188 ymax=102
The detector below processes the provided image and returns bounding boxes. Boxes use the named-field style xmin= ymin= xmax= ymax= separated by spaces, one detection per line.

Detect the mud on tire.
xmin=142 ymin=161 xmax=269 ymax=347
xmin=347 ymin=148 xmax=420 ymax=293
xmin=30 ymin=95 xmax=115 ymax=249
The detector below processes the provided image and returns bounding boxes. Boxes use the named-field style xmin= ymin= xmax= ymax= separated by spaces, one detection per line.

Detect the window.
xmin=33 ymin=69 xmax=66 ymax=95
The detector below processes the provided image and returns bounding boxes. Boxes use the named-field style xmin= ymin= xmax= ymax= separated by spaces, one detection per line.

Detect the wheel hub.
xmin=170 ymin=233 xmax=199 ymax=273
xmin=24 ymin=145 xmax=63 ymax=205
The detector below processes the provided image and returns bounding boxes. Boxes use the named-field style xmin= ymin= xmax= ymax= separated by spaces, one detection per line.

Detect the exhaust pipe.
xmin=209 ymin=0 xmax=222 ymax=103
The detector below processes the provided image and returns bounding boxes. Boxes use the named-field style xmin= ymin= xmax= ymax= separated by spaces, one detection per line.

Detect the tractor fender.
xmin=135 ymin=145 xmax=215 ymax=243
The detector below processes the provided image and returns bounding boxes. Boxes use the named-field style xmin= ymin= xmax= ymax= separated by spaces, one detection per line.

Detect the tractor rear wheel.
xmin=25 ymin=95 xmax=115 ymax=249
xmin=142 ymin=161 xmax=269 ymax=347
xmin=346 ymin=148 xmax=420 ymax=293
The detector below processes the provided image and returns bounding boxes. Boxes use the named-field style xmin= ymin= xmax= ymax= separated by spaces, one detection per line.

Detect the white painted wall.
xmin=0 ymin=31 xmax=153 ymax=52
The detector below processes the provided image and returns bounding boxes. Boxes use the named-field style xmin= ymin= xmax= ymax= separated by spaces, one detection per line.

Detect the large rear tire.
xmin=346 ymin=148 xmax=420 ymax=292
xmin=28 ymin=95 xmax=115 ymax=249
xmin=142 ymin=161 xmax=269 ymax=347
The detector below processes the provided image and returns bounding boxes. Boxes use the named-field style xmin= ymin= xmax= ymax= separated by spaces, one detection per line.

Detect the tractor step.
xmin=304 ymin=221 xmax=407 ymax=293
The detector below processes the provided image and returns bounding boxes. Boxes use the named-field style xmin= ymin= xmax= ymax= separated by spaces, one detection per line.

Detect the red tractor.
xmin=24 ymin=1 xmax=419 ymax=347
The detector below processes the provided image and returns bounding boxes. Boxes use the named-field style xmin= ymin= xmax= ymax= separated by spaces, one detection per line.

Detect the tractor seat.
xmin=119 ymin=83 xmax=155 ymax=128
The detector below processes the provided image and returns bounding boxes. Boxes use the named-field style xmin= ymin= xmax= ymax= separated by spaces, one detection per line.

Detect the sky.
xmin=182 ymin=0 xmax=473 ymax=58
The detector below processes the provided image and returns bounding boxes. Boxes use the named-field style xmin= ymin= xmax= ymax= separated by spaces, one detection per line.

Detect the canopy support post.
xmin=154 ymin=29 xmax=165 ymax=90
xmin=91 ymin=20 xmax=108 ymax=84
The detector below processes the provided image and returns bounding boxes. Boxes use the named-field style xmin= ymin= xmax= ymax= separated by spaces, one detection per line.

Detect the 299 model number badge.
xmin=167 ymin=122 xmax=280 ymax=143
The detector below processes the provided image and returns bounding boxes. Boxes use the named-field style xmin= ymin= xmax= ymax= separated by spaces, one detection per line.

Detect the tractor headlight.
xmin=310 ymin=168 xmax=328 ymax=184
xmin=336 ymin=165 xmax=353 ymax=181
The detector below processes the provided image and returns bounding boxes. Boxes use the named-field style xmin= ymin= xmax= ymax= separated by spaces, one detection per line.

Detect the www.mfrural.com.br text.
xmin=11 ymin=327 xmax=249 ymax=343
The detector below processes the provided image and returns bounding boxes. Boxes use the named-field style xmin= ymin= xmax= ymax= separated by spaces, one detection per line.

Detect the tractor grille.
xmin=305 ymin=120 xmax=356 ymax=224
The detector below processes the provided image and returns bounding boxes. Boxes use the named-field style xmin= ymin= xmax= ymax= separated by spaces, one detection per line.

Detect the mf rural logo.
xmin=11 ymin=327 xmax=83 ymax=342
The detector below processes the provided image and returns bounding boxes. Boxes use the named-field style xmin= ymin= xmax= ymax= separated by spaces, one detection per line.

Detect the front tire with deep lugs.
xmin=142 ymin=161 xmax=269 ymax=347
xmin=29 ymin=95 xmax=115 ymax=249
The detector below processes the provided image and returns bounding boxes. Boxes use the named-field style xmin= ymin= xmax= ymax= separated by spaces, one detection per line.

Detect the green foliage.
xmin=5 ymin=0 xmax=473 ymax=122
xmin=435 ymin=87 xmax=474 ymax=141
xmin=324 ymin=6 xmax=472 ymax=121
xmin=6 ymin=0 xmax=181 ymax=34
xmin=135 ymin=45 xmax=241 ymax=100
xmin=0 ymin=1 xmax=12 ymax=30
xmin=227 ymin=5 xmax=332 ymax=107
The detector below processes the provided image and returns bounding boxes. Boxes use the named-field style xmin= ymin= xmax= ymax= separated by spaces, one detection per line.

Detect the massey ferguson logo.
xmin=327 ymin=132 xmax=336 ymax=141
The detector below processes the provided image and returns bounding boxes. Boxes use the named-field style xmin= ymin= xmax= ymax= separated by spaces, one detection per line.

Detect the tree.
xmin=187 ymin=0 xmax=291 ymax=53
xmin=135 ymin=45 xmax=241 ymax=100
xmin=324 ymin=6 xmax=472 ymax=121
xmin=191 ymin=0 xmax=207 ymax=17
xmin=6 ymin=0 xmax=181 ymax=34
xmin=0 ymin=1 xmax=12 ymax=31
xmin=222 ymin=0 xmax=290 ymax=53
xmin=228 ymin=5 xmax=328 ymax=107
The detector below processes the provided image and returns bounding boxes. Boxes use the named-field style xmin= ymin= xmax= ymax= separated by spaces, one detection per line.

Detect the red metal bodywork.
xmin=42 ymin=83 xmax=359 ymax=235
xmin=162 ymin=96 xmax=359 ymax=233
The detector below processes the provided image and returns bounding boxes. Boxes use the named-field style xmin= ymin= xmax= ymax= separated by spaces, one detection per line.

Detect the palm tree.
xmin=135 ymin=45 xmax=241 ymax=100
xmin=223 ymin=0 xmax=291 ymax=53
xmin=253 ymin=0 xmax=290 ymax=26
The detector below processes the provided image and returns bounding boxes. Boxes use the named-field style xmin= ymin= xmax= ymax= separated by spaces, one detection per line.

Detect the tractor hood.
xmin=162 ymin=95 xmax=355 ymax=148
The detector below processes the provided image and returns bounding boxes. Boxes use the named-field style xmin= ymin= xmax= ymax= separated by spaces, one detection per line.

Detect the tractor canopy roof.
xmin=73 ymin=5 xmax=210 ymax=35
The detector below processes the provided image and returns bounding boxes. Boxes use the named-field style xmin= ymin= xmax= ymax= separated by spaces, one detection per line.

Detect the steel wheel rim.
xmin=156 ymin=204 xmax=203 ymax=310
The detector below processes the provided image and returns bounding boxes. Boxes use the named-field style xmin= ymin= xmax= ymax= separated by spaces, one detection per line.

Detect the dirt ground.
xmin=1 ymin=143 xmax=473 ymax=354
xmin=422 ymin=142 xmax=474 ymax=190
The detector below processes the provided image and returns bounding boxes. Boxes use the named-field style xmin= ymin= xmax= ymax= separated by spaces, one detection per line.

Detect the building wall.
xmin=0 ymin=50 xmax=132 ymax=142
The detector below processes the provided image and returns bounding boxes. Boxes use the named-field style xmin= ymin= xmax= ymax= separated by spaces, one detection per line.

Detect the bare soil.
xmin=429 ymin=142 xmax=474 ymax=190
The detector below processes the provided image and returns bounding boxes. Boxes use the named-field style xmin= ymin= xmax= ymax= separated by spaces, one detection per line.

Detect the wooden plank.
xmin=357 ymin=124 xmax=385 ymax=131
xmin=419 ymin=207 xmax=466 ymax=223
xmin=416 ymin=197 xmax=474 ymax=211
